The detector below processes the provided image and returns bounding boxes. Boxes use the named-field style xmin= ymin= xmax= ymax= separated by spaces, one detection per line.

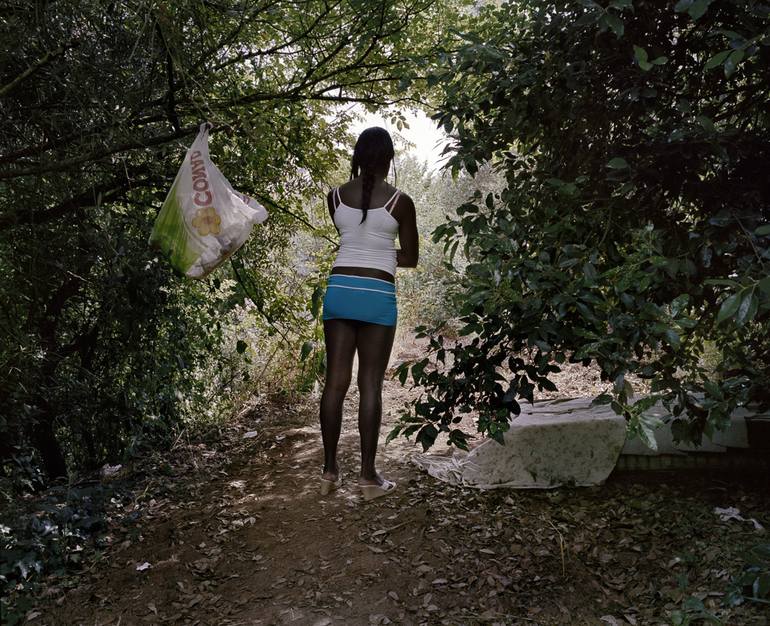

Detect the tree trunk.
xmin=29 ymin=418 xmax=68 ymax=480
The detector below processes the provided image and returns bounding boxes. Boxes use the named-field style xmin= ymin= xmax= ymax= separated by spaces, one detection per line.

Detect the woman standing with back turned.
xmin=319 ymin=127 xmax=419 ymax=500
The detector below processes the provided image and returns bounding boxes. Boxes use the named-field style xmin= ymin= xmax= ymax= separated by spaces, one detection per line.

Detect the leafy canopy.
xmin=390 ymin=0 xmax=770 ymax=452
xmin=0 ymin=0 xmax=460 ymax=481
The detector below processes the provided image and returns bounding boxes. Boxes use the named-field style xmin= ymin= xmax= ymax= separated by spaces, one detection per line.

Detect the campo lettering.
xmin=190 ymin=150 xmax=213 ymax=206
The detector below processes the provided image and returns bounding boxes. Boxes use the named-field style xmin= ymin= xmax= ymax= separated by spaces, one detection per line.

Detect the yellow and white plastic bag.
xmin=149 ymin=123 xmax=268 ymax=278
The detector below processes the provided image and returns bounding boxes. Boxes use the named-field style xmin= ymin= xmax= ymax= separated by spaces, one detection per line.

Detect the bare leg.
xmin=320 ymin=319 xmax=357 ymax=480
xmin=355 ymin=322 xmax=396 ymax=484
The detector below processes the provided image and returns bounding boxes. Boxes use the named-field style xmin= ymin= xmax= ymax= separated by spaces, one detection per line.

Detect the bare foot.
xmin=358 ymin=473 xmax=387 ymax=486
xmin=322 ymin=465 xmax=339 ymax=482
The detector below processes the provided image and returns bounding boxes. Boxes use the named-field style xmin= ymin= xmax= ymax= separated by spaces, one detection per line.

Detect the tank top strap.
xmin=332 ymin=186 xmax=341 ymax=209
xmin=384 ymin=189 xmax=401 ymax=214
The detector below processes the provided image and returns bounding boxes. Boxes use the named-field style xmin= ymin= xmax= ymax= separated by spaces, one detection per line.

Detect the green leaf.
xmin=448 ymin=429 xmax=470 ymax=451
xmin=670 ymin=293 xmax=689 ymax=317
xmin=683 ymin=596 xmax=706 ymax=612
xmin=704 ymin=50 xmax=730 ymax=70
xmin=632 ymin=395 xmax=661 ymax=413
xmin=638 ymin=421 xmax=658 ymax=451
xmin=385 ymin=425 xmax=403 ymax=444
xmin=300 ymin=340 xmax=313 ymax=361
xmin=704 ymin=379 xmax=723 ymax=400
xmin=687 ymin=0 xmax=713 ymax=20
xmin=724 ymin=49 xmax=744 ymax=77
xmin=703 ymin=278 xmax=740 ymax=288
xmin=755 ymin=572 xmax=770 ymax=599
xmin=664 ymin=328 xmax=681 ymax=349
xmin=633 ymin=45 xmax=648 ymax=63
xmin=717 ymin=292 xmax=741 ymax=323
xmin=583 ymin=262 xmax=598 ymax=283
xmin=607 ymin=157 xmax=629 ymax=169
xmin=236 ymin=340 xmax=248 ymax=354
xmin=758 ymin=276 xmax=770 ymax=294
xmin=696 ymin=115 xmax=716 ymax=132
xmin=591 ymin=393 xmax=613 ymax=406
xmin=670 ymin=418 xmax=689 ymax=444
xmin=605 ymin=13 xmax=624 ymax=37
xmin=755 ymin=224 xmax=770 ymax=236
xmin=416 ymin=424 xmax=439 ymax=452
xmin=310 ymin=285 xmax=324 ymax=317
xmin=736 ymin=291 xmax=758 ymax=326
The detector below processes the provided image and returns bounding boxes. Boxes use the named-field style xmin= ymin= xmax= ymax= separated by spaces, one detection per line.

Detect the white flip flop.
xmin=320 ymin=474 xmax=342 ymax=495
xmin=358 ymin=479 xmax=396 ymax=501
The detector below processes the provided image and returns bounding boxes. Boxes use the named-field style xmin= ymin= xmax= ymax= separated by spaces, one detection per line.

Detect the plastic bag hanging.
xmin=149 ymin=123 xmax=268 ymax=279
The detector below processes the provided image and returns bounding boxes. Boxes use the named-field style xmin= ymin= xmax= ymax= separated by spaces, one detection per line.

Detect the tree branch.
xmin=0 ymin=174 xmax=154 ymax=229
xmin=0 ymin=41 xmax=76 ymax=98
xmin=0 ymin=125 xmax=199 ymax=180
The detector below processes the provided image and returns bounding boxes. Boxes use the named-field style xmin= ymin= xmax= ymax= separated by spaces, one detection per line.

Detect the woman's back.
xmin=331 ymin=185 xmax=400 ymax=276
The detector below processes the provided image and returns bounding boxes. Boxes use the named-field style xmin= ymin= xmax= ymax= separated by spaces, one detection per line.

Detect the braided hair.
xmin=350 ymin=127 xmax=395 ymax=224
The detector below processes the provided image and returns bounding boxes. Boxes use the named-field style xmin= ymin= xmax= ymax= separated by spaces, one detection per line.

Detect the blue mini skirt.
xmin=322 ymin=274 xmax=397 ymax=327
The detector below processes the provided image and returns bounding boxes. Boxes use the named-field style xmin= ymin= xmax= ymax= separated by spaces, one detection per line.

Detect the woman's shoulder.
xmin=393 ymin=188 xmax=413 ymax=203
xmin=392 ymin=187 xmax=414 ymax=207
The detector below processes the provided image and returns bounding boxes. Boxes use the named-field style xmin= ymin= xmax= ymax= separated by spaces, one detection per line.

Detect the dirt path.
xmin=32 ymin=343 xmax=770 ymax=626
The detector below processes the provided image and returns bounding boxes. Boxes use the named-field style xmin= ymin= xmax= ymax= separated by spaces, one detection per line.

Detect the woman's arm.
xmin=396 ymin=195 xmax=418 ymax=268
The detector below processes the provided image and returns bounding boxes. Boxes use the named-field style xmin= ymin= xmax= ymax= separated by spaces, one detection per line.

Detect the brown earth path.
xmin=31 ymin=341 xmax=770 ymax=626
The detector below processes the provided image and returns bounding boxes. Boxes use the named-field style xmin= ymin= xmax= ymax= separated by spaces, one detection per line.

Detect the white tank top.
xmin=331 ymin=186 xmax=400 ymax=276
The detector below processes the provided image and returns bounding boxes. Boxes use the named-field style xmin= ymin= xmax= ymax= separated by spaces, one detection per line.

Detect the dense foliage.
xmin=394 ymin=155 xmax=506 ymax=328
xmin=0 ymin=0 xmax=459 ymax=484
xmin=391 ymin=0 xmax=770 ymax=451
